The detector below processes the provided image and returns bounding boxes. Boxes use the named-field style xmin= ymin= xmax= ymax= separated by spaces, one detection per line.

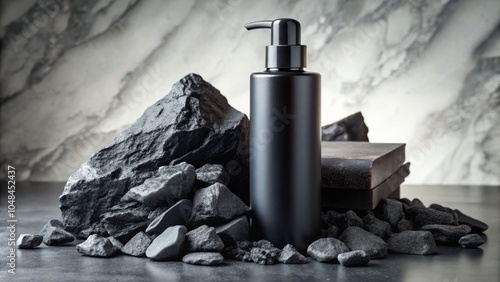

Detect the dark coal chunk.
xmin=221 ymin=240 xmax=253 ymax=260
xmin=60 ymin=73 xmax=250 ymax=237
xmin=76 ymin=234 xmax=117 ymax=257
xmin=458 ymin=234 xmax=485 ymax=248
xmin=454 ymin=209 xmax=489 ymax=233
xmin=322 ymin=210 xmax=347 ymax=232
xmin=189 ymin=183 xmax=249 ymax=228
xmin=215 ymin=216 xmax=250 ymax=246
xmin=411 ymin=198 xmax=425 ymax=208
xmin=398 ymin=198 xmax=412 ymax=206
xmin=17 ymin=234 xmax=43 ymax=249
xmin=195 ymin=164 xmax=230 ymax=187
xmin=307 ymin=238 xmax=349 ymax=263
xmin=40 ymin=219 xmax=75 ymax=246
xmin=186 ymin=225 xmax=224 ymax=252
xmin=121 ymin=163 xmax=195 ymax=208
xmin=146 ymin=199 xmax=192 ymax=235
xmin=339 ymin=227 xmax=388 ymax=259
xmin=405 ymin=206 xmax=456 ymax=229
xmin=338 ymin=250 xmax=370 ymax=267
xmin=346 ymin=210 xmax=365 ymax=228
xmin=387 ymin=231 xmax=437 ymax=255
xmin=363 ymin=214 xmax=391 ymax=240
xmin=122 ymin=231 xmax=152 ymax=257
xmin=397 ymin=218 xmax=414 ymax=232
xmin=420 ymin=224 xmax=471 ymax=244
xmin=100 ymin=203 xmax=150 ymax=240
xmin=321 ymin=112 xmax=369 ymax=141
xmin=376 ymin=199 xmax=403 ymax=228
xmin=429 ymin=203 xmax=458 ymax=224
xmin=327 ymin=226 xmax=340 ymax=238
xmin=278 ymin=244 xmax=307 ymax=264
xmin=182 ymin=252 xmax=224 ymax=266
xmin=146 ymin=225 xmax=187 ymax=261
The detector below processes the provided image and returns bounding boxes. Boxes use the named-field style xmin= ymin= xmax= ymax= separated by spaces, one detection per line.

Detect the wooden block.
xmin=322 ymin=163 xmax=410 ymax=210
xmin=321 ymin=141 xmax=405 ymax=189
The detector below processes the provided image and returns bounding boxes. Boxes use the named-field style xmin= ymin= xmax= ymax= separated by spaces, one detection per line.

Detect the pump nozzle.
xmin=245 ymin=18 xmax=306 ymax=69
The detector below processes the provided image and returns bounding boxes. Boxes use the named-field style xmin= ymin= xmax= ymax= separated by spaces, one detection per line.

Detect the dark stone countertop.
xmin=1 ymin=183 xmax=499 ymax=282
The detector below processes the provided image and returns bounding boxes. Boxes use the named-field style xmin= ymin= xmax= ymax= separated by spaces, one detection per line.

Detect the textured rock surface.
xmin=146 ymin=199 xmax=192 ymax=235
xmin=121 ymin=232 xmax=152 ymax=257
xmin=321 ymin=112 xmax=369 ymax=141
xmin=346 ymin=210 xmax=365 ymax=228
xmin=182 ymin=252 xmax=224 ymax=266
xmin=363 ymin=214 xmax=391 ymax=240
xmin=454 ymin=209 xmax=489 ymax=233
xmin=100 ymin=203 xmax=151 ymax=240
xmin=339 ymin=227 xmax=388 ymax=259
xmin=186 ymin=225 xmax=224 ymax=252
xmin=327 ymin=226 xmax=340 ymax=238
xmin=40 ymin=219 xmax=75 ymax=246
xmin=146 ymin=225 xmax=187 ymax=261
xmin=397 ymin=218 xmax=414 ymax=232
xmin=429 ymin=203 xmax=459 ymax=224
xmin=107 ymin=236 xmax=124 ymax=251
xmin=420 ymin=224 xmax=471 ymax=244
xmin=458 ymin=234 xmax=485 ymax=248
xmin=387 ymin=231 xmax=438 ymax=255
xmin=405 ymin=206 xmax=456 ymax=229
xmin=338 ymin=250 xmax=371 ymax=267
xmin=76 ymin=234 xmax=117 ymax=258
xmin=307 ymin=238 xmax=350 ymax=263
xmin=121 ymin=162 xmax=195 ymax=208
xmin=323 ymin=211 xmax=348 ymax=233
xmin=215 ymin=216 xmax=250 ymax=245
xmin=246 ymin=247 xmax=282 ymax=265
xmin=277 ymin=244 xmax=307 ymax=264
xmin=376 ymin=199 xmax=404 ymax=228
xmin=59 ymin=74 xmax=249 ymax=237
xmin=195 ymin=164 xmax=230 ymax=187
xmin=16 ymin=234 xmax=43 ymax=249
xmin=189 ymin=183 xmax=249 ymax=227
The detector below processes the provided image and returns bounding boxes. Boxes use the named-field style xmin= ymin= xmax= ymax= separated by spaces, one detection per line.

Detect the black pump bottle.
xmin=245 ymin=18 xmax=321 ymax=253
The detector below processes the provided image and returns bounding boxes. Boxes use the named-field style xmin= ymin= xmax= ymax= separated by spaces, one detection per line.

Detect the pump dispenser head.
xmin=245 ymin=18 xmax=307 ymax=69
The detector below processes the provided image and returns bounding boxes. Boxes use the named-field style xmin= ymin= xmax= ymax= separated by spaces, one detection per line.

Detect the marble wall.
xmin=1 ymin=0 xmax=499 ymax=185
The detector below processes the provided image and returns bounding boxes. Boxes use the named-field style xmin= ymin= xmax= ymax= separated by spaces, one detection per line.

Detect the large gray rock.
xmin=215 ymin=216 xmax=250 ymax=245
xmin=100 ymin=202 xmax=151 ymax=240
xmin=339 ymin=227 xmax=388 ymax=259
xmin=146 ymin=225 xmax=187 ymax=261
xmin=337 ymin=250 xmax=370 ymax=267
xmin=60 ymin=73 xmax=250 ymax=237
xmin=321 ymin=112 xmax=369 ymax=141
xmin=195 ymin=163 xmax=230 ymax=187
xmin=307 ymin=238 xmax=349 ymax=263
xmin=420 ymin=224 xmax=471 ymax=244
xmin=40 ymin=219 xmax=75 ymax=246
xmin=76 ymin=234 xmax=118 ymax=258
xmin=146 ymin=199 xmax=192 ymax=235
xmin=182 ymin=252 xmax=224 ymax=266
xmin=387 ymin=231 xmax=438 ymax=255
xmin=277 ymin=244 xmax=307 ymax=264
xmin=121 ymin=163 xmax=195 ymax=208
xmin=185 ymin=225 xmax=224 ymax=252
xmin=189 ymin=183 xmax=249 ymax=228
xmin=17 ymin=234 xmax=43 ymax=249
xmin=122 ymin=231 xmax=152 ymax=257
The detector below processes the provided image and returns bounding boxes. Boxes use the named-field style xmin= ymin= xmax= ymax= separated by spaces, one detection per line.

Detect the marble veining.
xmin=0 ymin=0 xmax=499 ymax=185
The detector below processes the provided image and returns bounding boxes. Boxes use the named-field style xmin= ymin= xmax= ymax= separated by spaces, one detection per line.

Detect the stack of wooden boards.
xmin=321 ymin=141 xmax=409 ymax=210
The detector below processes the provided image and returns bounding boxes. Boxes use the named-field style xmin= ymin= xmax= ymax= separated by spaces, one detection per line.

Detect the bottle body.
xmin=250 ymin=70 xmax=321 ymax=253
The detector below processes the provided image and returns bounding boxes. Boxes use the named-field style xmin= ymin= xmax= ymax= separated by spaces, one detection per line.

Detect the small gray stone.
xmin=339 ymin=227 xmax=388 ymax=259
xmin=247 ymin=247 xmax=281 ymax=265
xmin=146 ymin=199 xmax=192 ymax=235
xmin=195 ymin=164 xmax=230 ymax=187
xmin=458 ymin=234 xmax=485 ymax=248
xmin=327 ymin=226 xmax=339 ymax=238
xmin=338 ymin=250 xmax=370 ymax=267
xmin=186 ymin=225 xmax=224 ymax=252
xmin=107 ymin=236 xmax=124 ymax=251
xmin=405 ymin=206 xmax=456 ymax=229
xmin=307 ymin=238 xmax=349 ymax=263
xmin=278 ymin=244 xmax=307 ymax=264
xmin=397 ymin=218 xmax=414 ymax=232
xmin=146 ymin=225 xmax=187 ymax=261
xmin=387 ymin=231 xmax=438 ymax=255
xmin=122 ymin=232 xmax=153 ymax=257
xmin=454 ymin=209 xmax=489 ymax=233
xmin=376 ymin=199 xmax=403 ymax=228
xmin=17 ymin=234 xmax=43 ymax=249
xmin=121 ymin=162 xmax=196 ymax=208
xmin=189 ymin=183 xmax=249 ymax=228
xmin=76 ymin=234 xmax=117 ymax=257
xmin=346 ymin=210 xmax=365 ymax=228
xmin=215 ymin=216 xmax=249 ymax=245
xmin=420 ymin=224 xmax=471 ymax=244
xmin=40 ymin=219 xmax=75 ymax=246
xmin=363 ymin=214 xmax=391 ymax=239
xmin=182 ymin=252 xmax=224 ymax=266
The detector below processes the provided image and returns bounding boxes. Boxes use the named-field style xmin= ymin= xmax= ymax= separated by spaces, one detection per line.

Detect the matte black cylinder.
xmin=250 ymin=70 xmax=321 ymax=253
